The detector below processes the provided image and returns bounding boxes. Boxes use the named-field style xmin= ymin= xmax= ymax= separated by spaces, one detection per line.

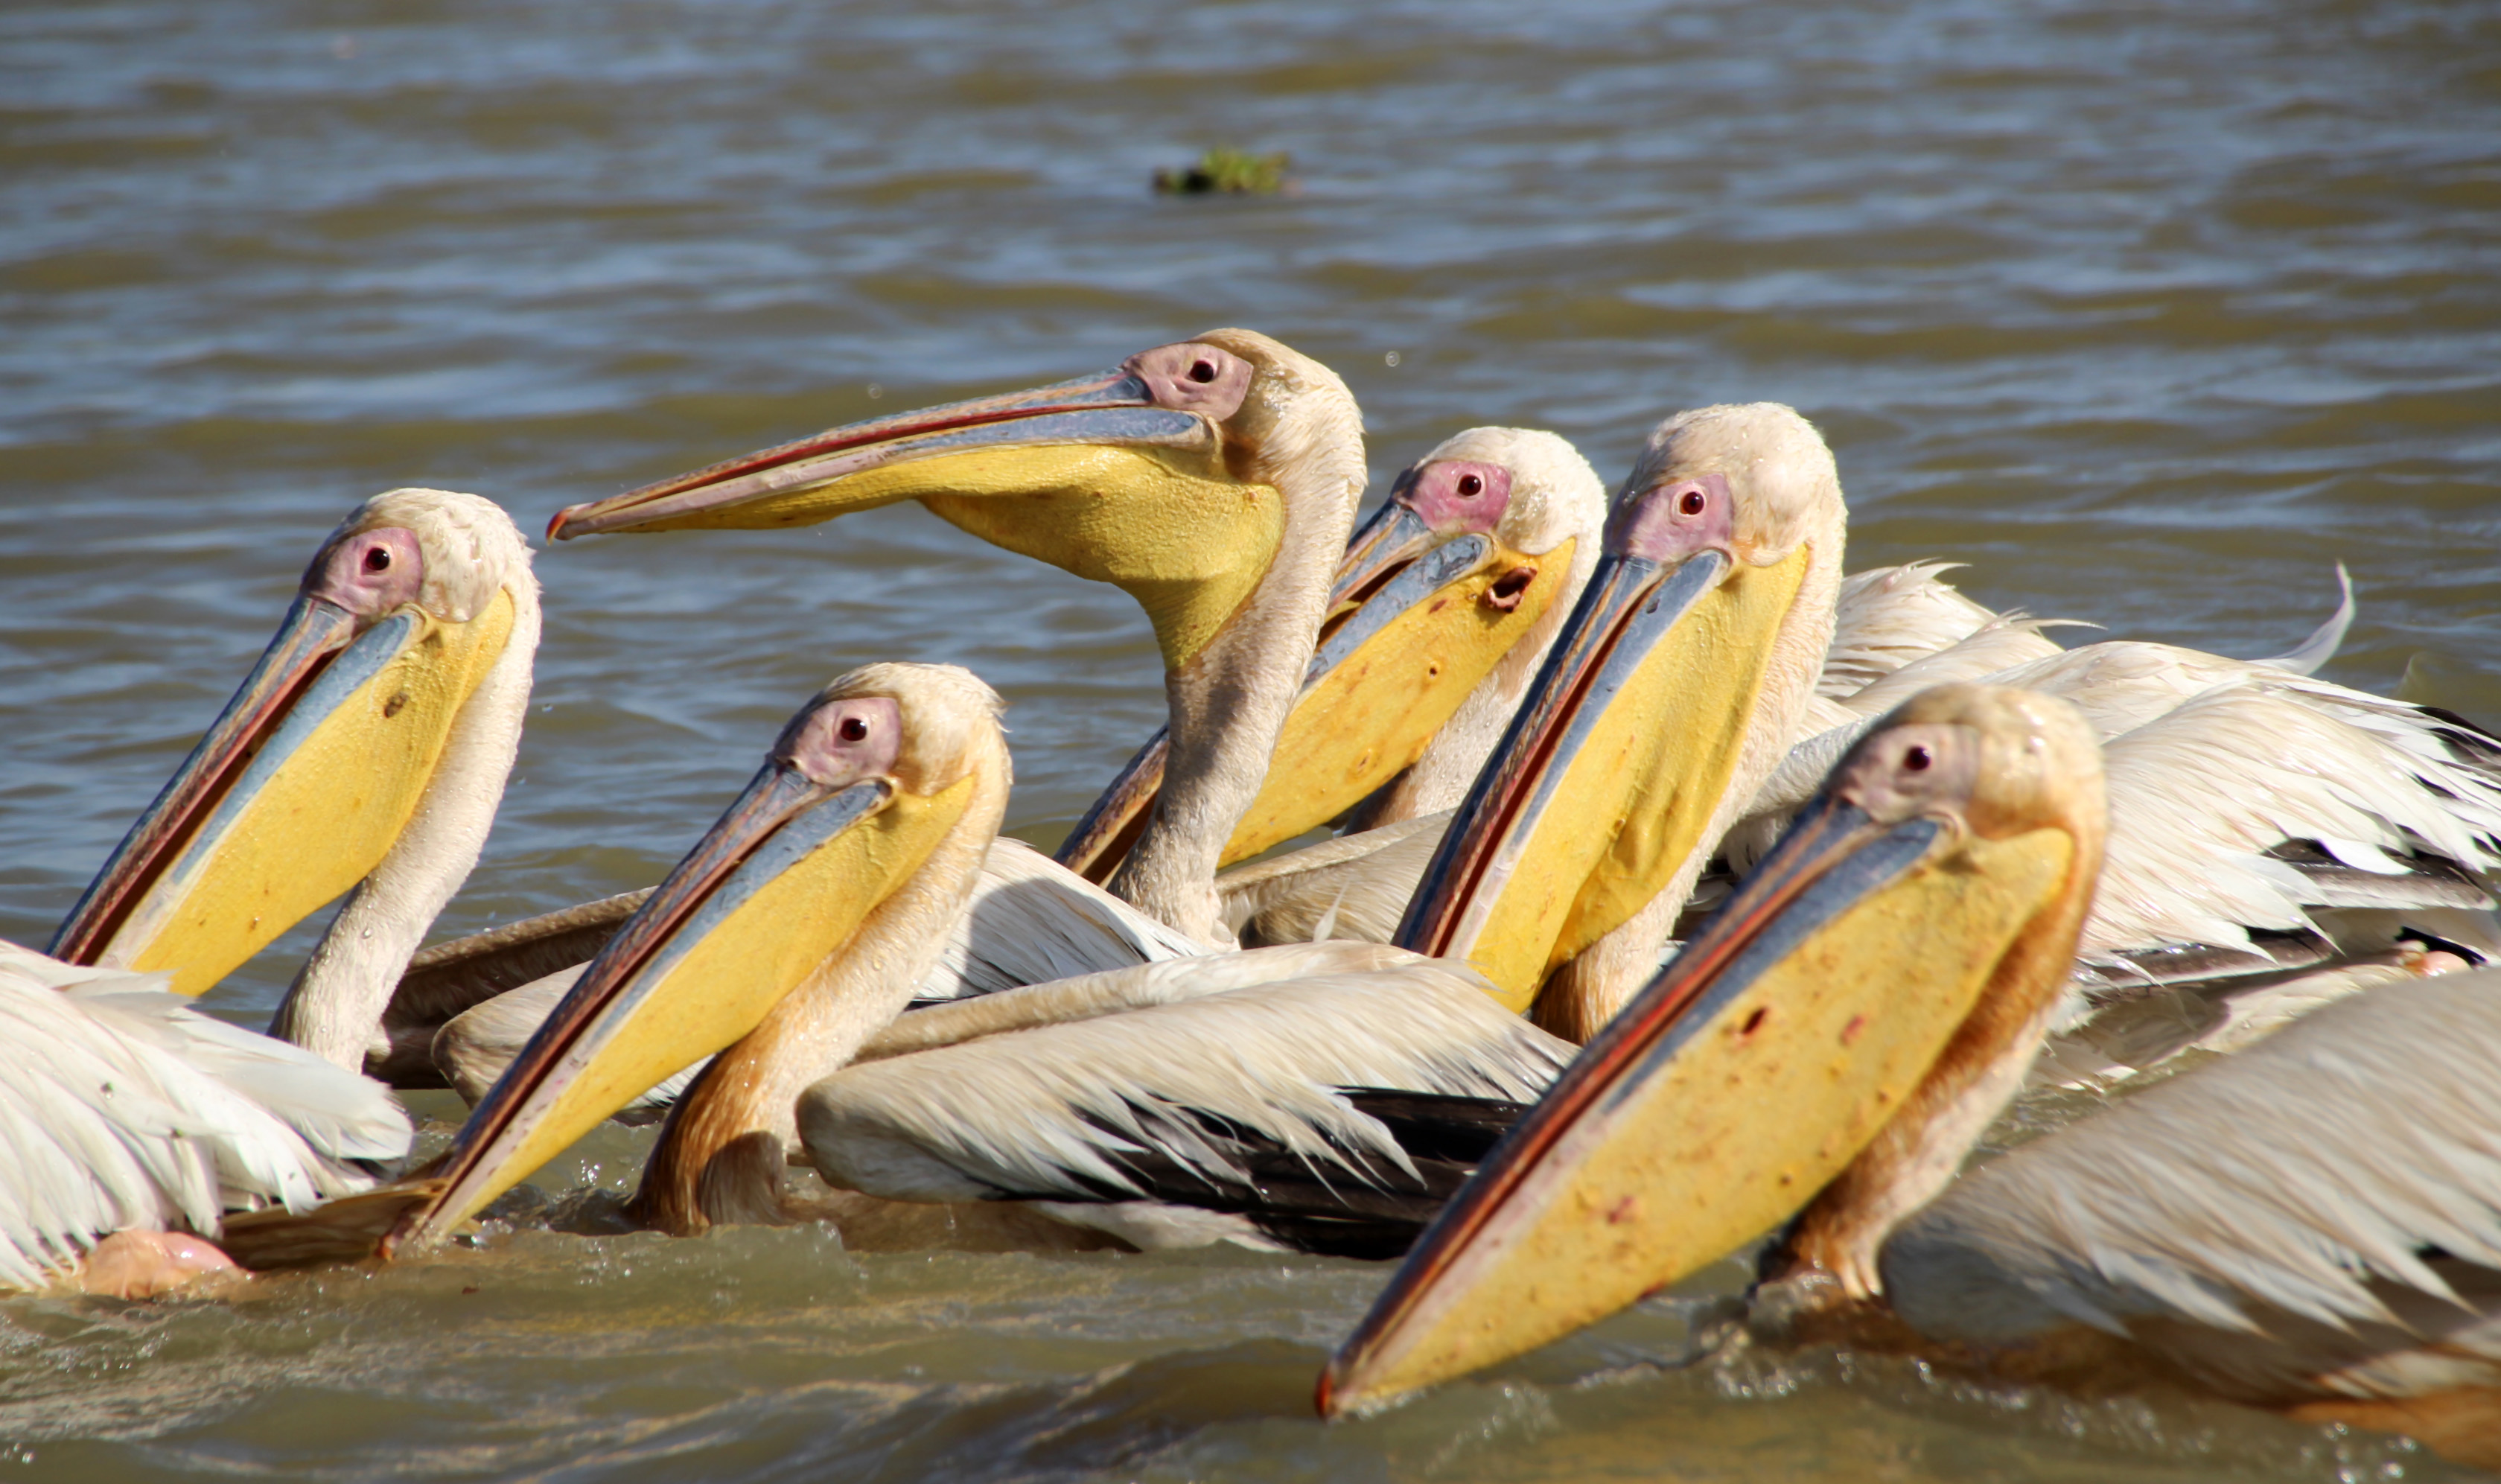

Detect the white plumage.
xmin=1886 ymin=969 xmax=2501 ymax=1404
xmin=0 ymin=941 xmax=410 ymax=1290
xmin=923 ymin=837 xmax=1208 ymax=996
xmin=801 ymin=945 xmax=1570 ymax=1211
xmin=2087 ymin=685 xmax=2501 ymax=964
xmin=1820 ymin=561 xmax=2060 ymax=700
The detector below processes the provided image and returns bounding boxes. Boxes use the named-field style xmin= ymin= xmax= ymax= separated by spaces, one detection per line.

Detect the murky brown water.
xmin=4 ymin=0 xmax=2499 ymax=1477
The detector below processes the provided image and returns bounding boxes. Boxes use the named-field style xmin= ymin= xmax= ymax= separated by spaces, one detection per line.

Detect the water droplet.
xmin=1383 ymin=351 xmax=1401 ymax=367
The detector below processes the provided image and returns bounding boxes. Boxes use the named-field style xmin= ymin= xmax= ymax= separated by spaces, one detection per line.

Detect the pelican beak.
xmin=51 ymin=587 xmax=517 ymax=997
xmin=1322 ymin=787 xmax=2077 ymax=1415
xmin=546 ymin=355 xmax=1280 ymax=673
xmin=1056 ymin=494 xmax=1580 ymax=880
xmin=1223 ymin=515 xmax=1575 ymax=864
xmin=383 ymin=722 xmax=977 ymax=1255
xmin=1393 ymin=492 xmax=1809 ymax=1011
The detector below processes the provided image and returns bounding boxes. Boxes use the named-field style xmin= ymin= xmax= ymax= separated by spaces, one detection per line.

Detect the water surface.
xmin=2 ymin=0 xmax=2497 ymax=1477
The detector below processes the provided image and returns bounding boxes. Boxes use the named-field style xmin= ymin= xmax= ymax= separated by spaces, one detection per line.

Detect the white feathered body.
xmin=1885 ymin=970 xmax=2501 ymax=1412
xmin=799 ymin=943 xmax=1574 ymax=1250
xmin=0 ymin=942 xmax=410 ymax=1290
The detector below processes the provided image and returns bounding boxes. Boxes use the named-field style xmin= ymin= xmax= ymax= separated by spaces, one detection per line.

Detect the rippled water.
xmin=3 ymin=0 xmax=2498 ymax=1477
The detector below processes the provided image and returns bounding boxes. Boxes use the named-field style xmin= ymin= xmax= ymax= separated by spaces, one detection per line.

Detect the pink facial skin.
xmin=1605 ymin=471 xmax=1734 ymax=564
xmin=1397 ymin=459 xmax=1514 ymax=539
xmin=780 ymin=695 xmax=904 ymax=788
xmin=1125 ymin=342 xmax=1254 ymax=421
xmin=304 ymin=526 xmax=426 ymax=617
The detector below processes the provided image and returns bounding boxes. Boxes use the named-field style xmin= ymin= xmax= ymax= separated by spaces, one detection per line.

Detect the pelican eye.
xmin=1678 ymin=488 xmax=1707 ymax=516
xmin=1188 ymin=360 xmax=1217 ymax=384
xmin=838 ymin=716 xmax=870 ymax=742
xmin=364 ymin=547 xmax=392 ymax=572
xmin=1902 ymin=745 xmax=1932 ymax=773
xmin=1456 ymin=474 xmax=1482 ymax=497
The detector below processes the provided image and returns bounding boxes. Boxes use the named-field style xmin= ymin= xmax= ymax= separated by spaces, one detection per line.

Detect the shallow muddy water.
xmin=1 ymin=0 xmax=2497 ymax=1477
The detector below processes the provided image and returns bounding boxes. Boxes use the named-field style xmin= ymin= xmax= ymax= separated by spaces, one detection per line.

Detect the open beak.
xmin=547 ymin=367 xmax=1275 ymax=675
xmin=1322 ymin=786 xmax=2077 ymax=1414
xmin=1054 ymin=497 xmax=1579 ymax=882
xmin=51 ymin=589 xmax=517 ymax=997
xmin=1393 ymin=538 xmax=1808 ymax=1012
xmin=382 ymin=754 xmax=978 ymax=1255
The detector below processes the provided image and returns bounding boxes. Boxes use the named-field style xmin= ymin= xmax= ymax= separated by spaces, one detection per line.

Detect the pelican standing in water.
xmin=232 ymin=663 xmax=1572 ymax=1264
xmin=1398 ymin=403 xmax=2500 ymax=1040
xmin=1325 ymin=683 xmax=2501 ymax=1471
xmin=5 ymin=488 xmax=541 ymax=1293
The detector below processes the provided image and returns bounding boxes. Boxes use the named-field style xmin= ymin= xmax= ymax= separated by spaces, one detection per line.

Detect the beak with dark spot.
xmin=384 ymin=739 xmax=981 ymax=1256
xmin=1323 ymin=775 xmax=2079 ymax=1414
xmin=53 ymin=587 xmax=517 ymax=997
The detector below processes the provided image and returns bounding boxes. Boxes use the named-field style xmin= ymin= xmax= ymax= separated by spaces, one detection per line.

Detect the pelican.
xmin=226 ymin=663 xmax=1573 ymax=1266
xmin=1323 ymin=683 xmax=2501 ymax=1471
xmin=1397 ymin=403 xmax=2500 ymax=1041
xmin=3 ymin=488 xmax=538 ymax=1291
xmin=51 ymin=486 xmax=541 ymax=1069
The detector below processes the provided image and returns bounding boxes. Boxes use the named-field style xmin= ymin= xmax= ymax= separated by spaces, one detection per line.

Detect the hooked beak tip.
xmin=544 ymin=508 xmax=576 ymax=542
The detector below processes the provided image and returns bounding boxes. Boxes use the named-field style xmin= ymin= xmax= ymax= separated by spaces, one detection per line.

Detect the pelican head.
xmin=547 ymin=331 xmax=1360 ymax=677
xmin=51 ymin=489 xmax=533 ymax=999
xmin=1057 ymin=426 xmax=1608 ymax=879
xmin=386 ymin=662 xmax=1008 ymax=1253
xmin=1323 ymin=683 xmax=2106 ymax=1415
xmin=1330 ymin=427 xmax=1600 ymax=617
xmin=1395 ymin=404 xmax=1847 ymax=1012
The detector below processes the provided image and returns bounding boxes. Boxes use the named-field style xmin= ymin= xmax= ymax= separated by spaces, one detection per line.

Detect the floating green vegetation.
xmin=1154 ymin=149 xmax=1293 ymax=197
